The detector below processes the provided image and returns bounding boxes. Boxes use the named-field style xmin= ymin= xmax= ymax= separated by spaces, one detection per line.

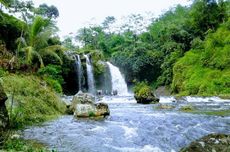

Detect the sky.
xmin=32 ymin=0 xmax=191 ymax=38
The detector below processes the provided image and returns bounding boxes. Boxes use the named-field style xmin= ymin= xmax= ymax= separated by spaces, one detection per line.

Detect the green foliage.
xmin=133 ymin=81 xmax=153 ymax=98
xmin=172 ymin=19 xmax=230 ymax=96
xmin=37 ymin=65 xmax=64 ymax=93
xmin=38 ymin=65 xmax=64 ymax=84
xmin=0 ymin=68 xmax=8 ymax=77
xmin=0 ymin=11 xmax=25 ymax=52
xmin=44 ymin=77 xmax=62 ymax=93
xmin=2 ymin=74 xmax=65 ymax=129
xmin=3 ymin=137 xmax=54 ymax=152
xmin=88 ymin=111 xmax=96 ymax=117
xmin=19 ymin=16 xmax=63 ymax=68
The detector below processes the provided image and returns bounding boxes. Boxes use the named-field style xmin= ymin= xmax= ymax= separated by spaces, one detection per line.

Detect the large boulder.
xmin=69 ymin=91 xmax=110 ymax=118
xmin=0 ymin=84 xmax=9 ymax=144
xmin=135 ymin=94 xmax=159 ymax=104
xmin=68 ymin=91 xmax=95 ymax=114
xmin=134 ymin=82 xmax=159 ymax=104
xmin=180 ymin=134 xmax=230 ymax=152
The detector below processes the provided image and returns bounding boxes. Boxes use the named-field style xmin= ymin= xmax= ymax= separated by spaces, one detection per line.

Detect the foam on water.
xmin=121 ymin=125 xmax=138 ymax=139
xmin=105 ymin=144 xmax=164 ymax=152
xmin=159 ymin=96 xmax=176 ymax=103
xmin=185 ymin=96 xmax=230 ymax=103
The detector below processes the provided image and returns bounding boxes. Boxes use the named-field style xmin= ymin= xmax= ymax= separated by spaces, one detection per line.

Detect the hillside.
xmin=172 ymin=18 xmax=230 ymax=96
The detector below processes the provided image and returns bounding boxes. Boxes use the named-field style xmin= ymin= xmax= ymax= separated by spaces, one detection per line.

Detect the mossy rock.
xmin=180 ymin=134 xmax=230 ymax=152
xmin=134 ymin=82 xmax=159 ymax=104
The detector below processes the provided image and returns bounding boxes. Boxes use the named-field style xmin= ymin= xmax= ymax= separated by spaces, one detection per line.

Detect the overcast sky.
xmin=32 ymin=0 xmax=191 ymax=37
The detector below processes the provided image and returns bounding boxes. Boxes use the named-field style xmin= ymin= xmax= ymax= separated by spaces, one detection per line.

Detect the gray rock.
xmin=69 ymin=92 xmax=110 ymax=118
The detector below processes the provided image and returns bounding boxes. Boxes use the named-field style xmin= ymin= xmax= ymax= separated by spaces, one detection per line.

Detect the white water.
xmin=159 ymin=96 xmax=176 ymax=103
xmin=76 ymin=55 xmax=82 ymax=91
xmin=107 ymin=62 xmax=129 ymax=96
xmin=23 ymin=96 xmax=230 ymax=152
xmin=84 ymin=54 xmax=96 ymax=95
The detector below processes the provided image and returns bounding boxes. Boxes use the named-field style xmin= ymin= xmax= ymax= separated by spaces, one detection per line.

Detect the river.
xmin=23 ymin=96 xmax=230 ymax=152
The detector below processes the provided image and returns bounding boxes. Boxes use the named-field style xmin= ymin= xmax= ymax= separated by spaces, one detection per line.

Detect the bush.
xmin=44 ymin=77 xmax=62 ymax=93
xmin=37 ymin=65 xmax=63 ymax=93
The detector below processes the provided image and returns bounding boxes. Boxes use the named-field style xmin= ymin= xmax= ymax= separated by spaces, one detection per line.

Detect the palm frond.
xmin=40 ymin=45 xmax=64 ymax=65
xmin=23 ymin=46 xmax=34 ymax=64
xmin=30 ymin=16 xmax=51 ymax=46
xmin=33 ymin=51 xmax=44 ymax=68
xmin=0 ymin=0 xmax=10 ymax=8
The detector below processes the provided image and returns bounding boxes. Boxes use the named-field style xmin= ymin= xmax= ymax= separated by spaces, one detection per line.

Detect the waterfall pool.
xmin=22 ymin=96 xmax=230 ymax=152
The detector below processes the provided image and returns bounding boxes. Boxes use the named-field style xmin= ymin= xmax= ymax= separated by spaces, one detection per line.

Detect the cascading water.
xmin=84 ymin=54 xmax=96 ymax=95
xmin=76 ymin=55 xmax=82 ymax=91
xmin=107 ymin=62 xmax=129 ymax=96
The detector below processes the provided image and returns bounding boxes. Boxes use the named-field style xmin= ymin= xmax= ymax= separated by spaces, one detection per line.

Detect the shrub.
xmin=37 ymin=65 xmax=63 ymax=93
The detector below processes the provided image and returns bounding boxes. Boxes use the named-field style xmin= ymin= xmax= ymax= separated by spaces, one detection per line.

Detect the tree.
xmin=35 ymin=4 xmax=59 ymax=19
xmin=19 ymin=16 xmax=63 ymax=68
xmin=102 ymin=16 xmax=115 ymax=33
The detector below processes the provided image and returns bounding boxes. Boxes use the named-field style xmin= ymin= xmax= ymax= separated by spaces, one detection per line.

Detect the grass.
xmin=0 ymin=73 xmax=66 ymax=151
xmin=1 ymin=74 xmax=66 ymax=129
xmin=2 ymin=137 xmax=56 ymax=152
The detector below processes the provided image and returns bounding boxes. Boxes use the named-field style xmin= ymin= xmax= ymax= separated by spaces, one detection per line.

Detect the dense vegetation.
xmin=0 ymin=0 xmax=229 ymax=151
xmin=75 ymin=0 xmax=230 ymax=96
xmin=172 ymin=19 xmax=230 ymax=96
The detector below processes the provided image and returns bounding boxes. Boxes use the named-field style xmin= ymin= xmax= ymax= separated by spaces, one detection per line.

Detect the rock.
xmin=95 ymin=103 xmax=110 ymax=116
xmin=134 ymin=83 xmax=159 ymax=104
xmin=156 ymin=104 xmax=175 ymax=110
xmin=69 ymin=91 xmax=110 ymax=118
xmin=68 ymin=91 xmax=95 ymax=114
xmin=74 ymin=103 xmax=110 ymax=118
xmin=74 ymin=104 xmax=96 ymax=117
xmin=0 ymin=83 xmax=9 ymax=144
xmin=180 ymin=134 xmax=230 ymax=152
xmin=134 ymin=93 xmax=159 ymax=104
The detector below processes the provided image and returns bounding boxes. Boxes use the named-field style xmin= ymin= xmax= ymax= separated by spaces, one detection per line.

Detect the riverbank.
xmin=0 ymin=74 xmax=66 ymax=151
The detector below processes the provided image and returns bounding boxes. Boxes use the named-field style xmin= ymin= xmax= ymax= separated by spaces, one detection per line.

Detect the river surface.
xmin=23 ymin=96 xmax=230 ymax=152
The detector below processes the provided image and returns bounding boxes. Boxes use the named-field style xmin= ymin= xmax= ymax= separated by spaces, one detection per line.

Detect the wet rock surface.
xmin=180 ymin=134 xmax=230 ymax=152
xmin=69 ymin=91 xmax=110 ymax=118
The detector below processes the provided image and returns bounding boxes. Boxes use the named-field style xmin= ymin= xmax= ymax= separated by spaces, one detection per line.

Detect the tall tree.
xmin=19 ymin=16 xmax=63 ymax=67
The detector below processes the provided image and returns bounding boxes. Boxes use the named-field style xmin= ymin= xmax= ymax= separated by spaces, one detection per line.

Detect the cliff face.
xmin=0 ymin=83 xmax=9 ymax=130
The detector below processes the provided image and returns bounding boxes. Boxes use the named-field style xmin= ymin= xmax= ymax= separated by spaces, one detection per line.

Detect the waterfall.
xmin=106 ymin=62 xmax=129 ymax=96
xmin=76 ymin=55 xmax=82 ymax=91
xmin=84 ymin=54 xmax=96 ymax=95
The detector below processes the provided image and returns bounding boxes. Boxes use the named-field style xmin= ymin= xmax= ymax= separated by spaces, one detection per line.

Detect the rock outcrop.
xmin=68 ymin=91 xmax=110 ymax=118
xmin=134 ymin=83 xmax=159 ymax=104
xmin=180 ymin=134 xmax=230 ymax=152
xmin=135 ymin=95 xmax=159 ymax=104
xmin=0 ymin=83 xmax=9 ymax=144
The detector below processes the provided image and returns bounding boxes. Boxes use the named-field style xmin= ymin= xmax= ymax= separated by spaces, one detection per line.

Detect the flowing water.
xmin=107 ymin=62 xmax=129 ymax=96
xmin=84 ymin=54 xmax=96 ymax=95
xmin=23 ymin=96 xmax=230 ymax=152
xmin=76 ymin=55 xmax=82 ymax=91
